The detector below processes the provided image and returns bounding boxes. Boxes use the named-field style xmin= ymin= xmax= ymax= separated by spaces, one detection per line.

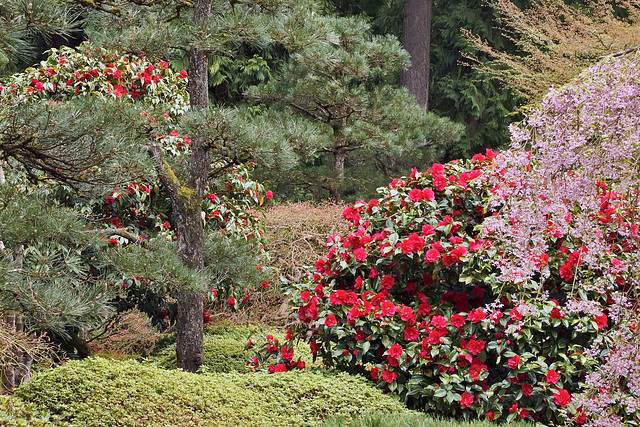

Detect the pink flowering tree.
xmin=256 ymin=52 xmax=640 ymax=425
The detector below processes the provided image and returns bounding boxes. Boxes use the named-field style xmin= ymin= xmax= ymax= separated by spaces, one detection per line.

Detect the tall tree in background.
xmin=400 ymin=0 xmax=432 ymax=109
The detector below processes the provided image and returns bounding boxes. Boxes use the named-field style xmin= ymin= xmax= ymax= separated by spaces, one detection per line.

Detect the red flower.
xmin=486 ymin=412 xmax=495 ymax=421
xmin=546 ymin=369 xmax=559 ymax=385
xmin=433 ymin=176 xmax=447 ymax=191
xmin=594 ymin=313 xmax=608 ymax=330
xmin=450 ymin=314 xmax=465 ymax=328
xmin=266 ymin=190 xmax=273 ymax=200
xmin=281 ymin=345 xmax=294 ymax=361
xmin=522 ymin=383 xmax=533 ymax=396
xmin=424 ymin=248 xmax=440 ymax=263
xmin=467 ymin=309 xmax=487 ymax=323
xmin=519 ymin=408 xmax=530 ymax=419
xmin=260 ymin=280 xmax=269 ymax=288
xmin=354 ymin=247 xmax=367 ymax=261
xmin=381 ymin=275 xmax=395 ymax=291
xmin=460 ymin=392 xmax=473 ymax=408
xmin=108 ymin=238 xmax=118 ymax=246
xmin=551 ymin=307 xmax=565 ymax=320
xmin=554 ymin=388 xmax=572 ymax=407
xmin=381 ymin=300 xmax=397 ymax=317
xmin=274 ymin=363 xmax=287 ymax=373
xmin=388 ymin=344 xmax=403 ymax=359
xmin=382 ymin=370 xmax=397 ymax=383
xmin=300 ymin=291 xmax=311 ymax=302
xmin=404 ymin=326 xmax=419 ymax=341
xmin=510 ymin=307 xmax=523 ymax=321
xmin=422 ymin=224 xmax=435 ymax=237
xmin=466 ymin=339 xmax=485 ymax=355
xmin=430 ymin=315 xmax=448 ymax=329
xmin=508 ymin=355 xmax=521 ymax=369
xmin=227 ymin=297 xmax=236 ymax=307
xmin=324 ymin=315 xmax=337 ymax=328
xmin=370 ymin=367 xmax=379 ymax=381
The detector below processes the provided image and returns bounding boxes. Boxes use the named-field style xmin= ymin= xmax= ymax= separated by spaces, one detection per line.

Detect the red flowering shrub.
xmin=258 ymin=151 xmax=635 ymax=424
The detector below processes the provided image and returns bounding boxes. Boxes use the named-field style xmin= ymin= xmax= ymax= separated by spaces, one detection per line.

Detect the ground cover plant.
xmin=256 ymin=52 xmax=640 ymax=426
xmin=11 ymin=357 xmax=410 ymax=427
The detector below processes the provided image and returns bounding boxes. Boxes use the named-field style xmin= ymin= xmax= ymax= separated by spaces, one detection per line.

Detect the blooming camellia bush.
xmin=255 ymin=148 xmax=637 ymax=425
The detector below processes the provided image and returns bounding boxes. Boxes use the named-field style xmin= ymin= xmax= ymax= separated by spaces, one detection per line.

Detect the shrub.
xmin=0 ymin=395 xmax=69 ymax=427
xmin=262 ymin=202 xmax=349 ymax=284
xmin=14 ymin=358 xmax=409 ymax=427
xmin=319 ymin=411 xmax=531 ymax=427
xmin=259 ymin=150 xmax=631 ymax=424
xmin=150 ymin=324 xmax=316 ymax=373
xmin=87 ymin=310 xmax=161 ymax=359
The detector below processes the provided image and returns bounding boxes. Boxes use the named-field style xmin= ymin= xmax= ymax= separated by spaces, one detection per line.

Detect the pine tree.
xmin=250 ymin=15 xmax=462 ymax=201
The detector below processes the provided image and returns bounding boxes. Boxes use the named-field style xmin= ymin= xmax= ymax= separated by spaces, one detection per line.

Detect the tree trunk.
xmin=330 ymin=150 xmax=346 ymax=203
xmin=174 ymin=0 xmax=212 ymax=373
xmin=400 ymin=0 xmax=432 ymax=110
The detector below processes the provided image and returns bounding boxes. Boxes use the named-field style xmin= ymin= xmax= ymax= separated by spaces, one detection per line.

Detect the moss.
xmin=14 ymin=358 xmax=409 ymax=427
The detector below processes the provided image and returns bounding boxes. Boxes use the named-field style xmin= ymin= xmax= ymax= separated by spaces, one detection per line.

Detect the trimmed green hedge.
xmin=0 ymin=395 xmax=69 ymax=427
xmin=14 ymin=358 xmax=409 ymax=426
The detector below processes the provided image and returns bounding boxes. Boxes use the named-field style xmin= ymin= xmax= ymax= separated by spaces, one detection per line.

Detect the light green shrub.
xmin=14 ymin=358 xmax=409 ymax=427
xmin=0 ymin=395 xmax=69 ymax=427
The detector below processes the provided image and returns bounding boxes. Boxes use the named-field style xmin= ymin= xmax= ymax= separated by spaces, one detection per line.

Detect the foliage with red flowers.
xmin=259 ymin=151 xmax=636 ymax=424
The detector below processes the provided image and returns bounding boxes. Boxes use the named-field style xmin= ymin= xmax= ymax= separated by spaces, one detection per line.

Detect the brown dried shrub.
xmin=262 ymin=201 xmax=349 ymax=285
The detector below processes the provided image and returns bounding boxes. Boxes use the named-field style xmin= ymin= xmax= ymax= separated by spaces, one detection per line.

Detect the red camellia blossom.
xmin=522 ymin=383 xmax=534 ymax=396
xmin=381 ymin=275 xmax=395 ymax=291
xmin=460 ymin=392 xmax=473 ymax=408
xmin=519 ymin=408 xmax=530 ymax=419
xmin=297 ymin=360 xmax=305 ymax=370
xmin=370 ymin=367 xmax=380 ymax=381
xmin=274 ymin=363 xmax=287 ymax=373
xmin=554 ymin=388 xmax=572 ymax=407
xmin=424 ymin=248 xmax=440 ymax=264
xmin=354 ymin=247 xmax=367 ymax=261
xmin=388 ymin=344 xmax=403 ymax=359
xmin=430 ymin=315 xmax=448 ymax=329
xmin=300 ymin=290 xmax=311 ymax=302
xmin=227 ymin=297 xmax=236 ymax=307
xmin=404 ymin=326 xmax=419 ymax=341
xmin=510 ymin=307 xmax=523 ymax=321
xmin=451 ymin=314 xmax=465 ymax=328
xmin=265 ymin=190 xmax=273 ymax=200
xmin=486 ymin=412 xmax=495 ymax=421
xmin=467 ymin=309 xmax=486 ymax=323
xmin=382 ymin=370 xmax=397 ymax=383
xmin=401 ymin=233 xmax=425 ymax=253
xmin=508 ymin=355 xmax=521 ymax=369
xmin=421 ymin=224 xmax=435 ymax=237
xmin=594 ymin=313 xmax=608 ymax=330
xmin=281 ymin=345 xmax=294 ymax=361
xmin=380 ymin=300 xmax=397 ymax=317
xmin=325 ymin=315 xmax=337 ymax=328
xmin=467 ymin=339 xmax=485 ymax=355
xmin=547 ymin=369 xmax=559 ymax=385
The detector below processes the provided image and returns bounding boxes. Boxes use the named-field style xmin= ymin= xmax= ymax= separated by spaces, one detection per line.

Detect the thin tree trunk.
xmin=400 ymin=0 xmax=432 ymax=110
xmin=174 ymin=0 xmax=212 ymax=373
xmin=330 ymin=150 xmax=346 ymax=203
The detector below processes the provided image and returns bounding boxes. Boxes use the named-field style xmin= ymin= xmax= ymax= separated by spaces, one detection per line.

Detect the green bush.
xmin=319 ymin=412 xmax=532 ymax=427
xmin=150 ymin=324 xmax=316 ymax=373
xmin=0 ymin=395 xmax=69 ymax=427
xmin=14 ymin=358 xmax=409 ymax=427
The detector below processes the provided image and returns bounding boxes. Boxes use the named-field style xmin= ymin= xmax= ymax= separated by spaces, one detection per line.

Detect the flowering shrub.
xmin=0 ymin=44 xmax=189 ymax=115
xmin=255 ymin=149 xmax=638 ymax=424
xmin=2 ymin=43 xmax=274 ymax=321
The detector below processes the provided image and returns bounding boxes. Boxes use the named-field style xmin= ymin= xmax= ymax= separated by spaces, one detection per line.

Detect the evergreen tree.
xmin=251 ymin=15 xmax=462 ymax=202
